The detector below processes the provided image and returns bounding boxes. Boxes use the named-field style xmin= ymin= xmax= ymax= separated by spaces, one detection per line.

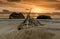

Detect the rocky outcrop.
xmin=37 ymin=15 xmax=52 ymax=19
xmin=9 ymin=12 xmax=25 ymax=19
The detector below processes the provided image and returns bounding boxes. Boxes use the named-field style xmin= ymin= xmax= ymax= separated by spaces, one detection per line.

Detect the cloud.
xmin=51 ymin=4 xmax=60 ymax=10
xmin=55 ymin=4 xmax=60 ymax=10
xmin=23 ymin=0 xmax=60 ymax=2
xmin=45 ymin=0 xmax=58 ymax=2
xmin=0 ymin=0 xmax=60 ymax=12
xmin=42 ymin=0 xmax=60 ymax=2
xmin=7 ymin=0 xmax=21 ymax=2
xmin=0 ymin=1 xmax=7 ymax=5
xmin=0 ymin=1 xmax=17 ymax=7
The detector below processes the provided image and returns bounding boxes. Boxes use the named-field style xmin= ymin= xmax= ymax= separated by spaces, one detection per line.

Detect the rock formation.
xmin=9 ymin=12 xmax=25 ymax=19
xmin=37 ymin=15 xmax=52 ymax=19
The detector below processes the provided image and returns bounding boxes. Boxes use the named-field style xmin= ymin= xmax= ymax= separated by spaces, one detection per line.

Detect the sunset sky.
xmin=0 ymin=0 xmax=60 ymax=13
xmin=0 ymin=0 xmax=60 ymax=18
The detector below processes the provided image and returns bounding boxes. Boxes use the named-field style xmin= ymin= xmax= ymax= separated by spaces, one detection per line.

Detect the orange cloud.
xmin=0 ymin=0 xmax=60 ymax=12
xmin=7 ymin=0 xmax=21 ymax=2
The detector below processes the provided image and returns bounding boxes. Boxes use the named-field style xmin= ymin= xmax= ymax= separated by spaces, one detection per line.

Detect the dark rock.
xmin=9 ymin=12 xmax=25 ymax=19
xmin=37 ymin=15 xmax=52 ymax=19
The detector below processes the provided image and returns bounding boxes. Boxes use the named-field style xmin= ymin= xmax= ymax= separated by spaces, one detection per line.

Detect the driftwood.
xmin=18 ymin=9 xmax=44 ymax=30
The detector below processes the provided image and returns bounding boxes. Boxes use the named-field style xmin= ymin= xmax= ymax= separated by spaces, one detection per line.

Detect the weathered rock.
xmin=9 ymin=12 xmax=25 ymax=19
xmin=37 ymin=15 xmax=52 ymax=19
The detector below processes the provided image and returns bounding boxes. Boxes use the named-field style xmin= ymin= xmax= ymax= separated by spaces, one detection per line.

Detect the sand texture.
xmin=0 ymin=28 xmax=55 ymax=39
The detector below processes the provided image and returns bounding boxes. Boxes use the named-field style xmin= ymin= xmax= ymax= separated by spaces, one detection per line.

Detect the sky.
xmin=0 ymin=0 xmax=60 ymax=13
xmin=0 ymin=0 xmax=60 ymax=18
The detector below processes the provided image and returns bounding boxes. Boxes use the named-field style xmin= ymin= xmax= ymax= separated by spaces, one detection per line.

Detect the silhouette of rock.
xmin=9 ymin=12 xmax=25 ymax=19
xmin=19 ymin=12 xmax=25 ymax=19
xmin=37 ymin=15 xmax=52 ymax=19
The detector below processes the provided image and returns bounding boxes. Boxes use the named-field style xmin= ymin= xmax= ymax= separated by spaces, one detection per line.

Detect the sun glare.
xmin=31 ymin=7 xmax=41 ymax=13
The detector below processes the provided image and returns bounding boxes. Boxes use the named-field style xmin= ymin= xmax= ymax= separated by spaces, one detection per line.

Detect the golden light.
xmin=31 ymin=7 xmax=41 ymax=13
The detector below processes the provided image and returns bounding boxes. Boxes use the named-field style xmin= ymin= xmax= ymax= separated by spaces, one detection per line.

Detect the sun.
xmin=31 ymin=7 xmax=41 ymax=13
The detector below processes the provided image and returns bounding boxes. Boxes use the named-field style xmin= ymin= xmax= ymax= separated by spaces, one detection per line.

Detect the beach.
xmin=0 ymin=19 xmax=60 ymax=39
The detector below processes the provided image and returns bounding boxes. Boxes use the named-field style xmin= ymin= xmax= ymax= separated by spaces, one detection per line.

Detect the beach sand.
xmin=0 ymin=19 xmax=60 ymax=39
xmin=0 ymin=28 xmax=55 ymax=39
